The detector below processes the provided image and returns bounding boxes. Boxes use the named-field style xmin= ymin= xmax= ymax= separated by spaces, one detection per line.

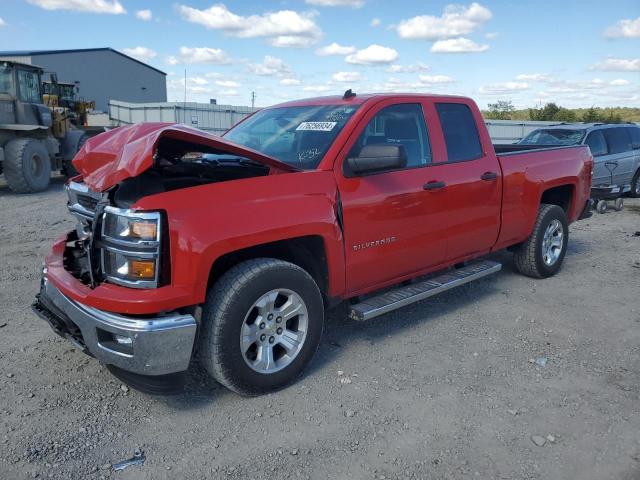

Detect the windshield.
xmin=519 ymin=129 xmax=585 ymax=146
xmin=0 ymin=64 xmax=13 ymax=95
xmin=224 ymin=105 xmax=359 ymax=169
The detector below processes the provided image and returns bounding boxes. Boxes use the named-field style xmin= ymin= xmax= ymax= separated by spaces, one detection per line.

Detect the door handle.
xmin=480 ymin=171 xmax=498 ymax=181
xmin=423 ymin=181 xmax=446 ymax=191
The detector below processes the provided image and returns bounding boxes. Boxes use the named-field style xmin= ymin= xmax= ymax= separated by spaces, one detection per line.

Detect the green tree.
xmin=581 ymin=106 xmax=600 ymax=123
xmin=485 ymin=100 xmax=515 ymax=120
xmin=529 ymin=102 xmax=576 ymax=122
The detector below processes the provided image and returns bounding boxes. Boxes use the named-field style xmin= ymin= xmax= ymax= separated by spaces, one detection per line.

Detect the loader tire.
xmin=4 ymin=138 xmax=51 ymax=193
xmin=513 ymin=204 xmax=568 ymax=279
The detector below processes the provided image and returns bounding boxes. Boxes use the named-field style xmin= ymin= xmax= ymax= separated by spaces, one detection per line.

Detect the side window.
xmin=585 ymin=131 xmax=608 ymax=157
xmin=436 ymin=103 xmax=483 ymax=162
xmin=17 ymin=70 xmax=40 ymax=103
xmin=628 ymin=127 xmax=640 ymax=150
xmin=348 ymin=103 xmax=431 ymax=168
xmin=603 ymin=127 xmax=632 ymax=154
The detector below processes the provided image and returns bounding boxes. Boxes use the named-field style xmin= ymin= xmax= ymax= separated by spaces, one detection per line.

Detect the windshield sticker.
xmin=296 ymin=121 xmax=337 ymax=132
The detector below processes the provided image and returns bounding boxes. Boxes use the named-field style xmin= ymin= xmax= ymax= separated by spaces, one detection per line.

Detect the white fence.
xmin=109 ymin=100 xmax=259 ymax=135
xmin=484 ymin=120 xmax=561 ymax=144
xmin=109 ymin=101 xmax=567 ymax=143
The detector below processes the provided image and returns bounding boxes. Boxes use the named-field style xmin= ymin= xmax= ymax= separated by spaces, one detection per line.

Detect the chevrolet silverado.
xmin=33 ymin=92 xmax=593 ymax=395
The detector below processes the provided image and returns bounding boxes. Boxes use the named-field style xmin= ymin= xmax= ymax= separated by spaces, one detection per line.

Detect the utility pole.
xmin=251 ymin=91 xmax=256 ymax=108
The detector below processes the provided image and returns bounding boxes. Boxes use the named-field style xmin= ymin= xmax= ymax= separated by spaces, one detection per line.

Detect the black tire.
xmin=63 ymin=134 xmax=87 ymax=178
xmin=4 ymin=138 xmax=51 ymax=193
xmin=513 ymin=204 xmax=568 ymax=279
xmin=200 ymin=258 xmax=324 ymax=396
xmin=630 ymin=169 xmax=640 ymax=198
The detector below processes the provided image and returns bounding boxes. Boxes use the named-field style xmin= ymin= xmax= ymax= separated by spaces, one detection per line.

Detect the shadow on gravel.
xmin=0 ymin=175 xmax=67 ymax=197
xmin=154 ymin=252 xmax=513 ymax=407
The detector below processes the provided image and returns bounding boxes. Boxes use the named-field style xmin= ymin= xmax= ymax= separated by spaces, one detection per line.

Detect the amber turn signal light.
xmin=129 ymin=260 xmax=156 ymax=279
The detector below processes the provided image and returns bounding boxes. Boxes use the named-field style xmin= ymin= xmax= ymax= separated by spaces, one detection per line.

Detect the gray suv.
xmin=519 ymin=123 xmax=640 ymax=197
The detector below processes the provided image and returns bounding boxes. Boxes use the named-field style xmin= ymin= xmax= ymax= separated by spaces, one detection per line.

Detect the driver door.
xmin=335 ymin=100 xmax=448 ymax=295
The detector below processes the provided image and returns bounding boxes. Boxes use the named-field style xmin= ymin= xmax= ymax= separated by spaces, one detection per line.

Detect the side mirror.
xmin=347 ymin=144 xmax=407 ymax=175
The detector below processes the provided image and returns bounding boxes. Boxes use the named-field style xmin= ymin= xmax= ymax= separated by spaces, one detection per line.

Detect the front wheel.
xmin=200 ymin=258 xmax=324 ymax=396
xmin=513 ymin=204 xmax=568 ymax=279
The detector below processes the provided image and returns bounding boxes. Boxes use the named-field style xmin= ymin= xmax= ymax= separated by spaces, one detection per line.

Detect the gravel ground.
xmin=1 ymin=175 xmax=639 ymax=480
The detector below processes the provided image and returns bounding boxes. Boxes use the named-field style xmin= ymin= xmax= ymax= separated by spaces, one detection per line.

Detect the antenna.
xmin=343 ymin=89 xmax=356 ymax=100
xmin=251 ymin=90 xmax=256 ymax=108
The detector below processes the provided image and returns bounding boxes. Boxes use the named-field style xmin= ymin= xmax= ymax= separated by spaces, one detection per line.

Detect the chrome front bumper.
xmin=33 ymin=274 xmax=197 ymax=376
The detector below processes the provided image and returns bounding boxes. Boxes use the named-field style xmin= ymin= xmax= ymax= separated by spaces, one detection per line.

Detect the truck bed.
xmin=492 ymin=144 xmax=593 ymax=251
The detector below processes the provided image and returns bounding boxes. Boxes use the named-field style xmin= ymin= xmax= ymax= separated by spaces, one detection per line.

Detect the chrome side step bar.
xmin=349 ymin=260 xmax=502 ymax=321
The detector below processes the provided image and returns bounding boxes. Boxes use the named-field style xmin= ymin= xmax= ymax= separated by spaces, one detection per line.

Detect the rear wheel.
xmin=200 ymin=258 xmax=324 ymax=396
xmin=4 ymin=138 xmax=51 ymax=193
xmin=630 ymin=170 xmax=640 ymax=198
xmin=513 ymin=204 xmax=568 ymax=279
xmin=596 ymin=200 xmax=607 ymax=214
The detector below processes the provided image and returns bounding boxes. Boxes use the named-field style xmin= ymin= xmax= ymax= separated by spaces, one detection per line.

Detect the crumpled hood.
xmin=73 ymin=122 xmax=298 ymax=192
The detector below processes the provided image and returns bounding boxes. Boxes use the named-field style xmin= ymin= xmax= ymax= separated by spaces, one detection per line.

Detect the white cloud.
xmin=386 ymin=62 xmax=430 ymax=73
xmin=431 ymin=37 xmax=489 ymax=53
xmin=215 ymin=80 xmax=240 ymax=88
xmin=305 ymin=0 xmax=364 ymax=7
xmin=479 ymin=82 xmax=529 ymax=95
xmin=135 ymin=9 xmax=152 ymax=21
xmin=370 ymin=18 xmax=381 ymax=27
xmin=0 ymin=17 xmax=6 ymax=27
xmin=345 ymin=44 xmax=399 ymax=65
xmin=485 ymin=31 xmax=498 ymax=39
xmin=247 ymin=55 xmax=291 ymax=76
xmin=177 ymin=3 xmax=322 ymax=48
xmin=605 ymin=17 xmax=640 ymax=38
xmin=280 ymin=78 xmax=301 ymax=86
xmin=122 ymin=46 xmax=157 ymax=61
xmin=302 ymin=85 xmax=332 ymax=93
xmin=515 ymin=73 xmax=553 ymax=82
xmin=315 ymin=42 xmax=356 ymax=56
xmin=166 ymin=47 xmax=232 ymax=65
xmin=419 ymin=74 xmax=454 ymax=84
xmin=610 ymin=79 xmax=630 ymax=86
xmin=189 ymin=77 xmax=208 ymax=86
xmin=332 ymin=71 xmax=362 ymax=82
xmin=590 ymin=57 xmax=640 ymax=72
xmin=397 ymin=2 xmax=492 ymax=40
xmin=27 ymin=0 xmax=125 ymax=14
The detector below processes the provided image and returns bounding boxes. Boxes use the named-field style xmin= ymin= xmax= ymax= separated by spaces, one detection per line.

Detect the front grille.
xmin=67 ymin=181 xmax=103 ymax=221
xmin=76 ymin=194 xmax=99 ymax=212
xmin=66 ymin=182 xmax=108 ymax=287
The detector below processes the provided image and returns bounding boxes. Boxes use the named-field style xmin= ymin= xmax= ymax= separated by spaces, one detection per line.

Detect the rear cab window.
xmin=603 ymin=127 xmax=632 ymax=154
xmin=435 ymin=103 xmax=483 ymax=162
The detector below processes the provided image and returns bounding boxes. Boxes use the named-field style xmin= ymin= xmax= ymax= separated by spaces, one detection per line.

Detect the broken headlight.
xmin=100 ymin=207 xmax=163 ymax=288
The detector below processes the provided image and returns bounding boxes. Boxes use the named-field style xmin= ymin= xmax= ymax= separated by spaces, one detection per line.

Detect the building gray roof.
xmin=0 ymin=48 xmax=166 ymax=76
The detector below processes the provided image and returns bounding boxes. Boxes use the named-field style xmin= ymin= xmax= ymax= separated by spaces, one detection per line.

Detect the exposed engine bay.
xmin=113 ymin=137 xmax=271 ymax=208
xmin=63 ymin=136 xmax=273 ymax=287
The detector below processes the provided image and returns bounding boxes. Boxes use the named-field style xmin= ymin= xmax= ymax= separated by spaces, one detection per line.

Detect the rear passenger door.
xmin=431 ymin=102 xmax=502 ymax=263
xmin=602 ymin=127 xmax=634 ymax=187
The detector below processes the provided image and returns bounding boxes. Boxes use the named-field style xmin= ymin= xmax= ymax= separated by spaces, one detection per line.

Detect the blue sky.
xmin=1 ymin=0 xmax=639 ymax=109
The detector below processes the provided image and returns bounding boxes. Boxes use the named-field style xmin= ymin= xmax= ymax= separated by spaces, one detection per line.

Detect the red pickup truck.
xmin=34 ymin=92 xmax=592 ymax=395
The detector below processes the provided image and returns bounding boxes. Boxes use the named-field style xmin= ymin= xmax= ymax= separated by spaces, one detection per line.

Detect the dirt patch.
xmin=1 ymin=176 xmax=639 ymax=480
